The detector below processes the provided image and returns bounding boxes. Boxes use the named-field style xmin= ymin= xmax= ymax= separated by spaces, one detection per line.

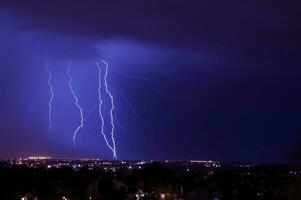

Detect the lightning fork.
xmin=110 ymin=68 xmax=160 ymax=94
xmin=45 ymin=60 xmax=54 ymax=131
xmin=100 ymin=59 xmax=118 ymax=159
xmin=116 ymin=91 xmax=144 ymax=125
xmin=66 ymin=61 xmax=84 ymax=147
xmin=96 ymin=61 xmax=117 ymax=159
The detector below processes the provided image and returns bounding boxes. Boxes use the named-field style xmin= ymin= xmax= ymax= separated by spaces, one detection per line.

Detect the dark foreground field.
xmin=1 ymin=161 xmax=301 ymax=200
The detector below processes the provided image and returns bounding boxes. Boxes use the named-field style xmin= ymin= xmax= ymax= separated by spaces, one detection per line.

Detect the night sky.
xmin=0 ymin=0 xmax=300 ymax=163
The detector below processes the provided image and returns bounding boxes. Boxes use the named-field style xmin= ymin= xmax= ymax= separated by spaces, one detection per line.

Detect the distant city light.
xmin=28 ymin=156 xmax=50 ymax=160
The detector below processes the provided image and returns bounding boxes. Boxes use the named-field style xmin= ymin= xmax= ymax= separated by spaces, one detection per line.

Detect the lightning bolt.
xmin=45 ymin=61 xmax=54 ymax=131
xmin=102 ymin=59 xmax=118 ymax=160
xmin=110 ymin=68 xmax=160 ymax=94
xmin=97 ymin=59 xmax=117 ymax=159
xmin=85 ymin=103 xmax=126 ymax=131
xmin=116 ymin=91 xmax=144 ymax=125
xmin=66 ymin=62 xmax=84 ymax=147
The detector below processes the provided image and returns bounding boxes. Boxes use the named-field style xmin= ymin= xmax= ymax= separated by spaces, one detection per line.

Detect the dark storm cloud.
xmin=1 ymin=0 xmax=301 ymax=72
xmin=1 ymin=0 xmax=300 ymax=49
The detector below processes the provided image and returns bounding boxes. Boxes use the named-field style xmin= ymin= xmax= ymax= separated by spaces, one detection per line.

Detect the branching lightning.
xmin=44 ymin=59 xmax=146 ymax=160
xmin=110 ymin=68 xmax=160 ymax=94
xmin=66 ymin=62 xmax=84 ymax=147
xmin=84 ymin=103 xmax=126 ymax=132
xmin=101 ymin=59 xmax=117 ymax=159
xmin=96 ymin=62 xmax=114 ymax=155
xmin=117 ymin=91 xmax=144 ymax=124
xmin=97 ymin=59 xmax=117 ymax=159
xmin=46 ymin=61 xmax=54 ymax=131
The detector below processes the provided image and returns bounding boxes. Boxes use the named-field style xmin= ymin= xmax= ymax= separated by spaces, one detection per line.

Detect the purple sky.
xmin=0 ymin=0 xmax=300 ymax=162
